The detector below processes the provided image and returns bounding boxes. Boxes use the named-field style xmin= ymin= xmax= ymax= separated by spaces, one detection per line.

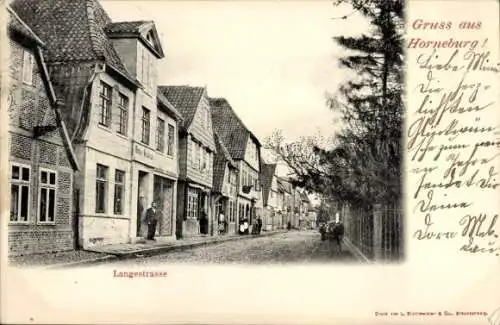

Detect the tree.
xmin=265 ymin=0 xmax=404 ymax=207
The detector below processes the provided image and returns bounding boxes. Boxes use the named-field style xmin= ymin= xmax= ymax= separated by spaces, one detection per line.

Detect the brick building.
xmin=11 ymin=0 xmax=181 ymax=248
xmin=7 ymin=7 xmax=79 ymax=255
xmin=159 ymin=86 xmax=216 ymax=238
xmin=210 ymin=98 xmax=263 ymax=234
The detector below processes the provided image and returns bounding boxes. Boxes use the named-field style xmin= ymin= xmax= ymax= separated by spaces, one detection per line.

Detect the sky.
xmin=101 ymin=0 xmax=371 ymax=179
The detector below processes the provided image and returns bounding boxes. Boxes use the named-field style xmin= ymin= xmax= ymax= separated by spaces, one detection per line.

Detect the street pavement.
xmin=110 ymin=230 xmax=358 ymax=265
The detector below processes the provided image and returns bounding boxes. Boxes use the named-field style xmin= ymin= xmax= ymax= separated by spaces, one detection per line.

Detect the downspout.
xmin=72 ymin=62 xmax=106 ymax=141
xmin=128 ymin=78 xmax=139 ymax=240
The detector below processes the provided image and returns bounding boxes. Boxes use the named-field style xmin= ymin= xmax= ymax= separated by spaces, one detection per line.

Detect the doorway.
xmin=136 ymin=171 xmax=148 ymax=237
xmin=154 ymin=175 xmax=173 ymax=236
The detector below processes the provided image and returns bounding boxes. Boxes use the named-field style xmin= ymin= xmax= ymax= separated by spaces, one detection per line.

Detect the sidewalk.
xmin=9 ymin=230 xmax=288 ymax=269
xmin=85 ymin=230 xmax=286 ymax=259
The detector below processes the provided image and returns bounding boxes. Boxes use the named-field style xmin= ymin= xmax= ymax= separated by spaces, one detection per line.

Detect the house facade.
xmin=159 ymin=86 xmax=216 ymax=238
xmin=210 ymin=98 xmax=263 ymax=234
xmin=212 ymin=133 xmax=239 ymax=235
xmin=7 ymin=7 xmax=79 ymax=255
xmin=107 ymin=22 xmax=182 ymax=243
xmin=12 ymin=0 xmax=181 ymax=248
xmin=260 ymin=163 xmax=278 ymax=231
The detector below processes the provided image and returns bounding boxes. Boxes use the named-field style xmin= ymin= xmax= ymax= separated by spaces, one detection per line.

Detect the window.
xmin=38 ymin=169 xmax=56 ymax=223
xmin=187 ymin=188 xmax=199 ymax=219
xmin=118 ymin=93 xmax=128 ymax=135
xmin=95 ymin=164 xmax=108 ymax=213
xmin=200 ymin=148 xmax=206 ymax=172
xmin=10 ymin=164 xmax=30 ymax=222
xmin=141 ymin=107 xmax=150 ymax=145
xmin=22 ymin=51 xmax=33 ymax=85
xmin=167 ymin=124 xmax=175 ymax=156
xmin=99 ymin=81 xmax=112 ymax=126
xmin=195 ymin=143 xmax=200 ymax=170
xmin=156 ymin=118 xmax=165 ymax=152
xmin=113 ymin=170 xmax=125 ymax=215
xmin=189 ymin=140 xmax=194 ymax=164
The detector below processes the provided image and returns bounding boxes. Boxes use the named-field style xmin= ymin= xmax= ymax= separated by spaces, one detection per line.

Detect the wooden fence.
xmin=342 ymin=201 xmax=403 ymax=262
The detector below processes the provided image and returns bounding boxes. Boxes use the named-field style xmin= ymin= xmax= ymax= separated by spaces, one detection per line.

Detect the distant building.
xmin=7 ymin=7 xmax=79 ymax=255
xmin=159 ymin=86 xmax=216 ymax=238
xmin=210 ymin=98 xmax=263 ymax=234
xmin=212 ymin=133 xmax=239 ymax=235
xmin=260 ymin=163 xmax=278 ymax=231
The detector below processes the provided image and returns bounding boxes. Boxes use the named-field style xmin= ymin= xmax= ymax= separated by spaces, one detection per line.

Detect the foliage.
xmin=265 ymin=0 xmax=404 ymax=207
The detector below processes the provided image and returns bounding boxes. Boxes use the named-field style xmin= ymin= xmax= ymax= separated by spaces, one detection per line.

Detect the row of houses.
xmin=6 ymin=0 xmax=313 ymax=256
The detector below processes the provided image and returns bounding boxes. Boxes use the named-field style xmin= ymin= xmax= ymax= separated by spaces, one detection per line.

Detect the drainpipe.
xmin=128 ymin=81 xmax=139 ymax=241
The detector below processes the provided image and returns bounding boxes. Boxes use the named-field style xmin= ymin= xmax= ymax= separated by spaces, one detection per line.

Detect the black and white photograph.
xmin=3 ymin=0 xmax=500 ymax=324
xmin=4 ymin=0 xmax=404 ymax=268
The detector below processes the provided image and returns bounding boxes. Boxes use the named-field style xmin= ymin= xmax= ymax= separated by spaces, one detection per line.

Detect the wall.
xmin=77 ymin=147 xmax=131 ymax=248
xmin=188 ymin=93 xmax=215 ymax=150
xmin=185 ymin=134 xmax=213 ymax=187
xmin=110 ymin=38 xmax=138 ymax=76
xmin=86 ymin=73 xmax=134 ymax=159
xmin=8 ymin=39 xmax=74 ymax=255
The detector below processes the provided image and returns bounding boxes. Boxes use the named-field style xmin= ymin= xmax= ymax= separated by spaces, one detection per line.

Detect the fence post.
xmin=373 ymin=203 xmax=383 ymax=261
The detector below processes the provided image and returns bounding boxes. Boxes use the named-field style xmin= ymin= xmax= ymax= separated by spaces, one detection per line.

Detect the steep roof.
xmin=7 ymin=6 xmax=80 ymax=172
xmin=158 ymin=86 xmax=205 ymax=130
xmin=277 ymin=177 xmax=292 ymax=194
xmin=157 ymin=91 xmax=184 ymax=122
xmin=209 ymin=97 xmax=261 ymax=161
xmin=105 ymin=20 xmax=165 ymax=58
xmin=212 ymin=132 xmax=237 ymax=194
xmin=10 ymin=0 xmax=136 ymax=84
xmin=105 ymin=20 xmax=149 ymax=34
xmin=260 ymin=163 xmax=277 ymax=206
xmin=300 ymin=191 xmax=310 ymax=203
xmin=7 ymin=6 xmax=44 ymax=46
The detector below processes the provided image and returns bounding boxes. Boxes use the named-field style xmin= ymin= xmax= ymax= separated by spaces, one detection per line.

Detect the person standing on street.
xmin=257 ymin=215 xmax=263 ymax=234
xmin=146 ymin=202 xmax=159 ymax=241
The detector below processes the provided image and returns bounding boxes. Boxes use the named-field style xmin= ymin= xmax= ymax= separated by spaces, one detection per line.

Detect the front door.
xmin=154 ymin=176 xmax=173 ymax=237
xmin=136 ymin=171 xmax=148 ymax=237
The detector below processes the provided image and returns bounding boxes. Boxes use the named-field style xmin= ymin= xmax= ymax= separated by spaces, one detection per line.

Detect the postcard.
xmin=0 ymin=0 xmax=499 ymax=324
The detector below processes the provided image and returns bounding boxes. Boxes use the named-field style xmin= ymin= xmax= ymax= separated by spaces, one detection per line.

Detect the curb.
xmin=46 ymin=254 xmax=118 ymax=269
xmin=343 ymin=237 xmax=372 ymax=263
xmin=54 ymin=230 xmax=287 ymax=267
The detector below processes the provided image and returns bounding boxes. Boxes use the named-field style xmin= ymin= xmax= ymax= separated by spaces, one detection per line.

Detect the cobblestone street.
xmin=111 ymin=230 xmax=357 ymax=265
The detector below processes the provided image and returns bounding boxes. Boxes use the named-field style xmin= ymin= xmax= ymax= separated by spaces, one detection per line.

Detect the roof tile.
xmin=158 ymin=86 xmax=205 ymax=129
xmin=10 ymin=0 xmax=135 ymax=82
xmin=209 ymin=97 xmax=252 ymax=161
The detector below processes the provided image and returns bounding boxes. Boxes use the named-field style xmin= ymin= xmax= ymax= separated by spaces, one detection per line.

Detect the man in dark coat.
xmin=145 ymin=202 xmax=159 ymax=241
xmin=257 ymin=215 xmax=263 ymax=234
xmin=332 ymin=221 xmax=345 ymax=253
